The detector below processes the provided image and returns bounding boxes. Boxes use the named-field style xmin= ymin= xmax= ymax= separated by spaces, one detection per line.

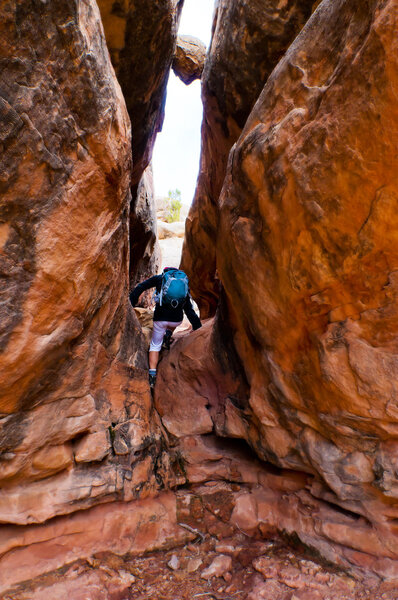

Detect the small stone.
xmin=118 ymin=570 xmax=135 ymax=585
xmin=167 ymin=554 xmax=179 ymax=570
xmin=201 ymin=554 xmax=232 ymax=580
xmin=113 ymin=436 xmax=129 ymax=456
xmin=253 ymin=557 xmax=279 ymax=579
xmin=74 ymin=430 xmax=109 ymax=463
xmin=230 ymin=493 xmax=258 ymax=533
xmin=315 ymin=572 xmax=330 ymax=584
xmin=215 ymin=542 xmax=235 ymax=554
xmin=186 ymin=557 xmax=203 ymax=573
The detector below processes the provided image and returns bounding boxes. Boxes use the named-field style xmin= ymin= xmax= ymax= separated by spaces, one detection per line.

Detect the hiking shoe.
xmin=162 ymin=329 xmax=173 ymax=350
xmin=149 ymin=373 xmax=157 ymax=389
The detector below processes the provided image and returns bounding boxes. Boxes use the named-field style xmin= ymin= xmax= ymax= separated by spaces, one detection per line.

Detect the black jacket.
xmin=129 ymin=274 xmax=202 ymax=329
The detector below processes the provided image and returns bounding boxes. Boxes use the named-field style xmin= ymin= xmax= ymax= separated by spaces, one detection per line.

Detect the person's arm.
xmin=129 ymin=275 xmax=161 ymax=307
xmin=183 ymin=296 xmax=202 ymax=330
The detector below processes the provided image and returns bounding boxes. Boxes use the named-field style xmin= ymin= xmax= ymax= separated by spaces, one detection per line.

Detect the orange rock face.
xmin=97 ymin=0 xmax=183 ymax=188
xmin=213 ymin=0 xmax=398 ymax=576
xmin=5 ymin=0 xmax=398 ymax=593
xmin=159 ymin=0 xmax=398 ymax=579
xmin=0 ymin=0 xmax=168 ymax=572
xmin=129 ymin=164 xmax=161 ymax=293
xmin=181 ymin=0 xmax=317 ymax=316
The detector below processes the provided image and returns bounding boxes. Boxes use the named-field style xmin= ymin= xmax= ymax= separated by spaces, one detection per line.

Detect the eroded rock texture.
xmin=0 ymin=0 xmax=169 ymax=593
xmin=181 ymin=0 xmax=317 ymax=317
xmin=163 ymin=0 xmax=398 ymax=579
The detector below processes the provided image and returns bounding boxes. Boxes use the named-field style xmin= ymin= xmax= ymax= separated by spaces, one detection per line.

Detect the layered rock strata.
xmin=181 ymin=0 xmax=317 ymax=316
xmin=162 ymin=0 xmax=398 ymax=579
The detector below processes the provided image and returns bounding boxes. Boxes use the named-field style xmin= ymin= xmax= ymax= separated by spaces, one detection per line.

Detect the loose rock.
xmin=201 ymin=555 xmax=232 ymax=580
xmin=167 ymin=554 xmax=180 ymax=571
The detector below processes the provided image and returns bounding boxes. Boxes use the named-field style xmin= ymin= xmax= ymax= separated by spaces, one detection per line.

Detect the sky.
xmin=152 ymin=0 xmax=215 ymax=205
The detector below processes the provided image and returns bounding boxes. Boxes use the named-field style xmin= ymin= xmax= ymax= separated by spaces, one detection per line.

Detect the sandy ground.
xmin=15 ymin=529 xmax=397 ymax=599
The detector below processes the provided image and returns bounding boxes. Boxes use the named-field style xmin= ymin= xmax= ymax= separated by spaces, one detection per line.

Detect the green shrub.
xmin=165 ymin=189 xmax=182 ymax=223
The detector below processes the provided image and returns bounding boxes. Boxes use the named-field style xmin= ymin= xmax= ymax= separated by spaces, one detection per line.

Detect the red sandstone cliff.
xmin=161 ymin=0 xmax=398 ymax=580
xmin=0 ymin=0 xmax=179 ymax=594
xmin=181 ymin=0 xmax=317 ymax=316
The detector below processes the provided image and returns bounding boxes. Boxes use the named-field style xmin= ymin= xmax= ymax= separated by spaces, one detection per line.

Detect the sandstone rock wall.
xmin=0 ymin=0 xmax=170 ymax=591
xmin=4 ymin=0 xmax=398 ymax=593
xmin=181 ymin=0 xmax=317 ymax=316
xmin=97 ymin=0 xmax=183 ymax=188
xmin=129 ymin=164 xmax=161 ymax=295
xmin=162 ymin=0 xmax=398 ymax=578
xmin=97 ymin=0 xmax=183 ymax=285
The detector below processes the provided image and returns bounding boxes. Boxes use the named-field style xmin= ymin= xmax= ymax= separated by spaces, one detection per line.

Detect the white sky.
xmin=152 ymin=0 xmax=215 ymax=205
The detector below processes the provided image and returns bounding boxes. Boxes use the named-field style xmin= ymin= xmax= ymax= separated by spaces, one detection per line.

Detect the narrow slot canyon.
xmin=1 ymin=1 xmax=398 ymax=598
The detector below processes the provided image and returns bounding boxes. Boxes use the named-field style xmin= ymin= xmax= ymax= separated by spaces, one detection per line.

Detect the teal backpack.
xmin=158 ymin=268 xmax=189 ymax=308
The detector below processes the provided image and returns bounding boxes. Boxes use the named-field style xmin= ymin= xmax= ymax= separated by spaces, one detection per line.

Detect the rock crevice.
xmin=3 ymin=0 xmax=398 ymax=595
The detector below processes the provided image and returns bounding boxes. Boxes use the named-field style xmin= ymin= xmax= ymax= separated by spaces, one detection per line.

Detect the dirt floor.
xmin=6 ymin=504 xmax=398 ymax=599
xmin=96 ymin=531 xmax=398 ymax=600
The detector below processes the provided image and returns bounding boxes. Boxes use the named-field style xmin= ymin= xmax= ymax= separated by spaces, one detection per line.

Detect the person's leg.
xmin=162 ymin=324 xmax=178 ymax=350
xmin=148 ymin=321 xmax=167 ymax=387
xmin=148 ymin=322 xmax=182 ymax=387
xmin=149 ymin=350 xmax=160 ymax=370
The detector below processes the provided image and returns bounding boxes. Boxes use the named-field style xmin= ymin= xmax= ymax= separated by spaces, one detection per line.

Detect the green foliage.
xmin=165 ymin=188 xmax=182 ymax=223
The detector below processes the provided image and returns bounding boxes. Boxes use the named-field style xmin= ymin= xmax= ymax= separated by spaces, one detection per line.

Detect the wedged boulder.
xmin=172 ymin=34 xmax=206 ymax=85
xmin=181 ymin=0 xmax=317 ymax=316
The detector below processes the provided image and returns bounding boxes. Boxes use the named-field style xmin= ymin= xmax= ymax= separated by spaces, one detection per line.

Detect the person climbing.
xmin=129 ymin=267 xmax=202 ymax=389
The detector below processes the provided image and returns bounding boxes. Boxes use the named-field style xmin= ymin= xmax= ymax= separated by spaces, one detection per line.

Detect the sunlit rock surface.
xmin=172 ymin=34 xmax=206 ymax=85
xmin=181 ymin=0 xmax=317 ymax=316
xmin=162 ymin=0 xmax=398 ymax=579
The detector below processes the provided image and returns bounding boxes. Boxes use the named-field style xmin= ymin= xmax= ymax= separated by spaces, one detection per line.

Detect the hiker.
xmin=129 ymin=267 xmax=202 ymax=388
